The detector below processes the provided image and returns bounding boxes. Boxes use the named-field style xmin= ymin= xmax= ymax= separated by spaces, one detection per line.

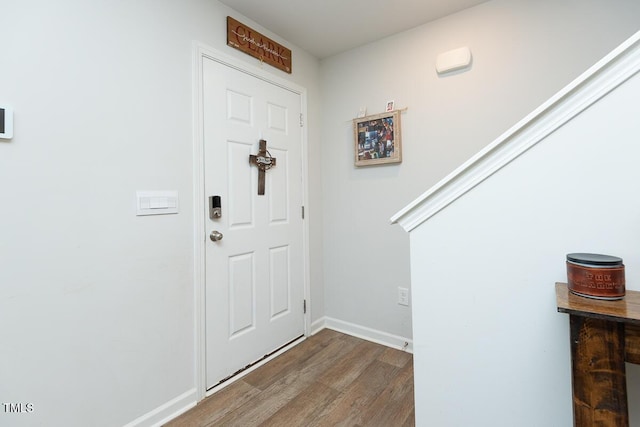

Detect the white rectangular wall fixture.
xmin=436 ymin=47 xmax=472 ymax=75
xmin=136 ymin=191 xmax=179 ymax=216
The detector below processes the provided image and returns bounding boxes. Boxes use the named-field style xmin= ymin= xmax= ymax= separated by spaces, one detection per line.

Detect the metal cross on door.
xmin=249 ymin=139 xmax=277 ymax=195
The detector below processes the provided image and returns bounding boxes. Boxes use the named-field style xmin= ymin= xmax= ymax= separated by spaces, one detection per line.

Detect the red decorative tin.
xmin=566 ymin=253 xmax=625 ymax=300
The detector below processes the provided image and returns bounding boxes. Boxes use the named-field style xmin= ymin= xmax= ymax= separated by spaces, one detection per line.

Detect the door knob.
xmin=210 ymin=230 xmax=223 ymax=242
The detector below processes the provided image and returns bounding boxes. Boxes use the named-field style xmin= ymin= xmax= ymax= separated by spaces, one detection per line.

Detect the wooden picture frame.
xmin=354 ymin=110 xmax=402 ymax=166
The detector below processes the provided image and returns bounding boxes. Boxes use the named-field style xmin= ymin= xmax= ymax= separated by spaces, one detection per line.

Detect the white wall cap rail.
xmin=391 ymin=30 xmax=640 ymax=232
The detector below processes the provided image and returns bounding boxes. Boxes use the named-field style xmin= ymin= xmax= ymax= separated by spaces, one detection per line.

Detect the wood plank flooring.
xmin=165 ymin=329 xmax=414 ymax=427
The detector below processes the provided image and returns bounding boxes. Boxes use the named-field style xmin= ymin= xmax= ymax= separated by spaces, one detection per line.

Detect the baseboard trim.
xmin=313 ymin=316 xmax=413 ymax=353
xmin=310 ymin=316 xmax=327 ymax=335
xmin=123 ymin=388 xmax=197 ymax=427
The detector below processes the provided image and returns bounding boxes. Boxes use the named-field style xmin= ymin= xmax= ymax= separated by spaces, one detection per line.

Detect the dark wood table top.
xmin=556 ymin=282 xmax=640 ymax=325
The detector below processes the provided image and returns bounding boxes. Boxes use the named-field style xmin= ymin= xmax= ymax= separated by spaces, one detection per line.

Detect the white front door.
xmin=202 ymin=56 xmax=305 ymax=389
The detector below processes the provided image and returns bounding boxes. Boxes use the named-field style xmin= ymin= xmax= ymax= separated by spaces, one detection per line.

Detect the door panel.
xmin=228 ymin=252 xmax=254 ymax=337
xmin=203 ymin=57 xmax=304 ymax=389
xmin=269 ymin=148 xmax=288 ymax=222
xmin=269 ymin=245 xmax=290 ymax=318
xmin=227 ymin=141 xmax=253 ymax=228
xmin=227 ymin=90 xmax=252 ymax=125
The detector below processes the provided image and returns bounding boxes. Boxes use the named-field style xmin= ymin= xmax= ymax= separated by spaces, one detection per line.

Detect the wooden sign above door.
xmin=226 ymin=16 xmax=292 ymax=74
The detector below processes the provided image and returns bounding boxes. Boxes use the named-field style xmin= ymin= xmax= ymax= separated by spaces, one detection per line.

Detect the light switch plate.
xmin=136 ymin=191 xmax=179 ymax=216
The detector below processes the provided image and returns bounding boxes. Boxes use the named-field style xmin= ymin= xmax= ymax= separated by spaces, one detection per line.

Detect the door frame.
xmin=192 ymin=42 xmax=311 ymax=401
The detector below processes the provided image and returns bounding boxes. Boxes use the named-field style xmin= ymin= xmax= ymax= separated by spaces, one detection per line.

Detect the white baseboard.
xmin=123 ymin=388 xmax=197 ymax=427
xmin=313 ymin=316 xmax=413 ymax=353
xmin=310 ymin=316 xmax=327 ymax=335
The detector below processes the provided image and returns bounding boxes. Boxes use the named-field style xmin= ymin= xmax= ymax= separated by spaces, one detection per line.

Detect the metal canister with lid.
xmin=566 ymin=253 xmax=625 ymax=300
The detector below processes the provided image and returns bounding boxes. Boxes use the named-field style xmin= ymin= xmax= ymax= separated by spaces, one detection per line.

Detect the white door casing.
xmin=193 ymin=44 xmax=310 ymax=395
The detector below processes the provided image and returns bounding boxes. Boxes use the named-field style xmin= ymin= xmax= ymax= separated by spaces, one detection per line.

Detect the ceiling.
xmin=219 ymin=0 xmax=490 ymax=59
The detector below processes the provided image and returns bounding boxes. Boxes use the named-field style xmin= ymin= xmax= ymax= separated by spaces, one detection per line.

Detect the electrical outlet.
xmin=398 ymin=287 xmax=409 ymax=306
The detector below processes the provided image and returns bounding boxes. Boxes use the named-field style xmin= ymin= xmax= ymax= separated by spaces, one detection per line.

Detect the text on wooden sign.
xmin=227 ymin=16 xmax=292 ymax=74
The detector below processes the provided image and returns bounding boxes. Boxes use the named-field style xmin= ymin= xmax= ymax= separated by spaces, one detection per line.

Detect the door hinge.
xmin=303 ymin=299 xmax=307 ymax=314
xmin=299 ymin=113 xmax=304 ymax=127
xmin=301 ymin=206 xmax=305 ymax=219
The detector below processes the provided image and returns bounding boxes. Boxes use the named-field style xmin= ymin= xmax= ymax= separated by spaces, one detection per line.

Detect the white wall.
xmin=0 ymin=1 xmax=321 ymax=426
xmin=408 ymin=54 xmax=640 ymax=425
xmin=319 ymin=0 xmax=640 ymax=343
xmin=1 ymin=0 xmax=639 ymax=424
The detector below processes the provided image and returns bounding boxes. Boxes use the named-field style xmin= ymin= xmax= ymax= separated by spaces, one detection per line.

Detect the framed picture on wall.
xmin=353 ymin=110 xmax=402 ymax=167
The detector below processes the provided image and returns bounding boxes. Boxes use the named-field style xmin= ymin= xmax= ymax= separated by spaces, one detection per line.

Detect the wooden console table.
xmin=556 ymin=282 xmax=640 ymax=426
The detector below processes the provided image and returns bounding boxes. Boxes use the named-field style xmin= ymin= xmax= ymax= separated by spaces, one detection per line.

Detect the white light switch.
xmin=150 ymin=197 xmax=168 ymax=209
xmin=136 ymin=191 xmax=179 ymax=216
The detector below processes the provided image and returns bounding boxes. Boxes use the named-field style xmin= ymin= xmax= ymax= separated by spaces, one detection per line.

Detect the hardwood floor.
xmin=165 ymin=329 xmax=414 ymax=427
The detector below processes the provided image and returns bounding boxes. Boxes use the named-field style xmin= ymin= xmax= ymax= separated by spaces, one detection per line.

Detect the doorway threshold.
xmin=205 ymin=335 xmax=305 ymax=396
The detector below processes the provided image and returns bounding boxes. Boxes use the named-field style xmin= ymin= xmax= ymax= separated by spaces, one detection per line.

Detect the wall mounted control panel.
xmin=0 ymin=105 xmax=14 ymax=139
